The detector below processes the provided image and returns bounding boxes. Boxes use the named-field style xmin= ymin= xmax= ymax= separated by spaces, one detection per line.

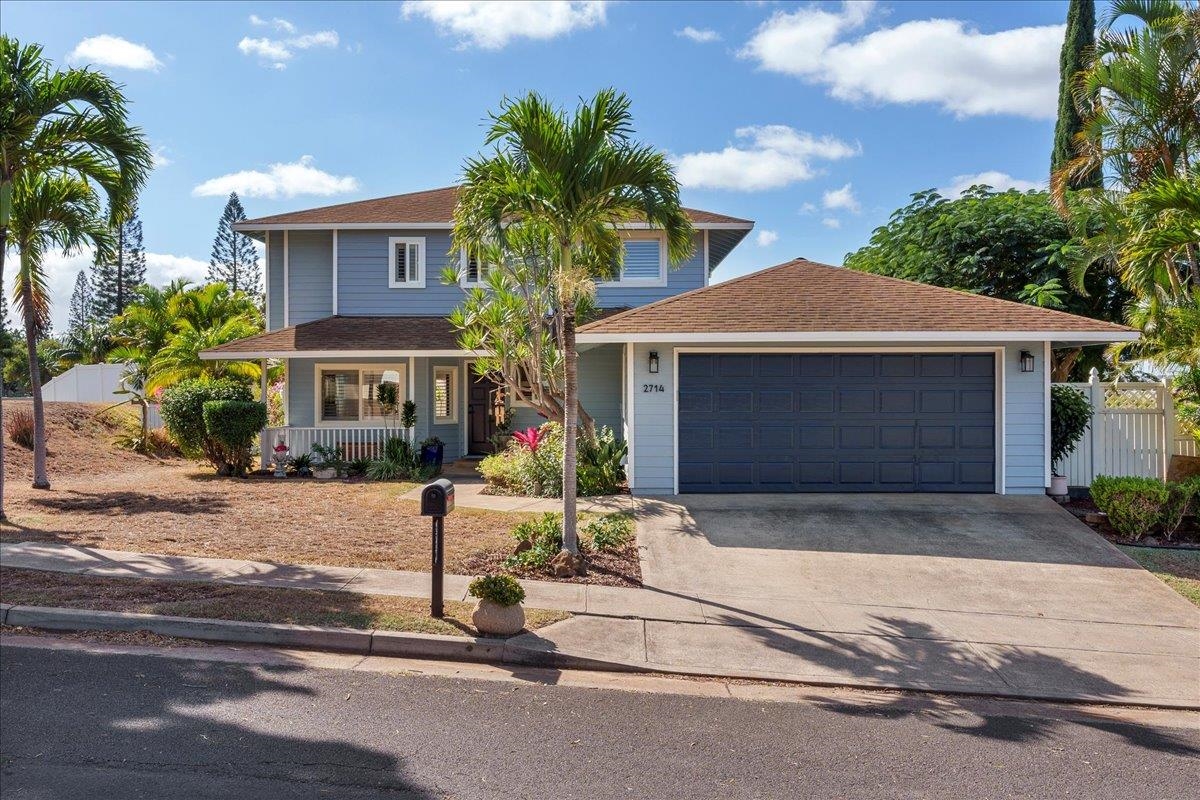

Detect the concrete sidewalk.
xmin=398 ymin=476 xmax=637 ymax=514
xmin=3 ymin=540 xmax=1198 ymax=708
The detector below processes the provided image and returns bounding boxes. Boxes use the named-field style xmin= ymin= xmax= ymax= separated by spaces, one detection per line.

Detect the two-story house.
xmin=203 ymin=185 xmax=1136 ymax=496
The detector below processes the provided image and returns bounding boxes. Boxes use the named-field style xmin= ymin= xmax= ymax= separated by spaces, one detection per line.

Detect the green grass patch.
xmin=1118 ymin=546 xmax=1200 ymax=607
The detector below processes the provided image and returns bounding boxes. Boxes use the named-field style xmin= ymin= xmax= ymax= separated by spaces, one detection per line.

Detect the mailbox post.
xmin=420 ymin=478 xmax=455 ymax=618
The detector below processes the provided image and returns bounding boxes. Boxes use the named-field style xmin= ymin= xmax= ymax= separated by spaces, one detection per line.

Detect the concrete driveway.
xmin=524 ymin=493 xmax=1200 ymax=707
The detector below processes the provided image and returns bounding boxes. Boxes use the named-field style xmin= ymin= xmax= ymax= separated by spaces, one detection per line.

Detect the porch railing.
xmin=262 ymin=426 xmax=412 ymax=464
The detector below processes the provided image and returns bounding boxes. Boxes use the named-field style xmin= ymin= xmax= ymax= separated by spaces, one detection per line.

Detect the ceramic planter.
xmin=471 ymin=598 xmax=525 ymax=636
xmin=314 ymin=467 xmax=337 ymax=480
xmin=1049 ymin=475 xmax=1069 ymax=497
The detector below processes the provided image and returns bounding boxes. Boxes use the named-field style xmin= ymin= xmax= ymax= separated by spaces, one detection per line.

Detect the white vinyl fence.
xmin=40 ymin=362 xmax=163 ymax=429
xmin=1057 ymin=368 xmax=1194 ymax=487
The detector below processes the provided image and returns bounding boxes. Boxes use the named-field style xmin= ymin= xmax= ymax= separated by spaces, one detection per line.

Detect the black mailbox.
xmin=421 ymin=478 xmax=455 ymax=517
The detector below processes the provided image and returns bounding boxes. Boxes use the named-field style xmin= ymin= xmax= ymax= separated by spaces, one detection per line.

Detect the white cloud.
xmin=673 ymin=125 xmax=859 ymax=192
xmin=250 ymin=14 xmax=297 ymax=34
xmin=238 ymin=18 xmax=339 ymax=69
xmin=192 ymin=155 xmax=359 ymax=200
xmin=755 ymin=229 xmax=779 ymax=247
xmin=798 ymin=202 xmax=817 ymax=214
xmin=821 ymin=217 xmax=842 ymax=229
xmin=822 ymin=183 xmax=860 ymax=214
xmin=676 ymin=26 xmax=722 ymax=44
xmin=739 ymin=1 xmax=1063 ymax=119
xmin=402 ymin=1 xmax=607 ymax=50
xmin=152 ymin=145 xmax=172 ymax=169
xmin=940 ymin=170 xmax=1042 ymax=197
xmin=144 ymin=252 xmax=211 ymax=284
xmin=67 ymin=35 xmax=162 ymax=71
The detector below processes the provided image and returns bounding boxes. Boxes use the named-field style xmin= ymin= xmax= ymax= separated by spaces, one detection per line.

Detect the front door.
xmin=468 ymin=372 xmax=499 ymax=455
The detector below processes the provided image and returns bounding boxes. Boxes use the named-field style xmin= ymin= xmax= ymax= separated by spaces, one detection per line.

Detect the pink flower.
xmin=512 ymin=427 xmax=542 ymax=452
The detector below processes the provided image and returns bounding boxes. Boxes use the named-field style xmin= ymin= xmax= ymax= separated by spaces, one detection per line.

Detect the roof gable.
xmin=578 ymin=259 xmax=1136 ymax=339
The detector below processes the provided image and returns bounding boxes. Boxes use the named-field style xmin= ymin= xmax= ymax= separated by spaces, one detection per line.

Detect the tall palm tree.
xmin=0 ymin=36 xmax=151 ymax=509
xmin=454 ymin=90 xmax=693 ymax=555
xmin=8 ymin=174 xmax=111 ymax=488
xmin=144 ymin=282 xmax=262 ymax=393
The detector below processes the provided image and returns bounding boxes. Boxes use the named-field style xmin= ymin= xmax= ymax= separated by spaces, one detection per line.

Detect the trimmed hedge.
xmin=202 ymin=400 xmax=268 ymax=476
xmin=1090 ymin=475 xmax=1200 ymax=541
xmin=160 ymin=379 xmax=254 ymax=474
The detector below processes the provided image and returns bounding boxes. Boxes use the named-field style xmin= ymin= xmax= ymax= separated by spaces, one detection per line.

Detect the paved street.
xmin=2 ymin=640 xmax=1198 ymax=799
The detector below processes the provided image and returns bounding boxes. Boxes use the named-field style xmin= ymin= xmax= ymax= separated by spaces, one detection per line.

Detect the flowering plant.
xmin=511 ymin=427 xmax=542 ymax=452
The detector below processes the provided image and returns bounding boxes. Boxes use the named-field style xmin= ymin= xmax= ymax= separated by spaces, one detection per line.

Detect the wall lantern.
xmin=1019 ymin=350 xmax=1035 ymax=373
xmin=648 ymin=351 xmax=660 ymax=374
xmin=381 ymin=369 xmax=401 ymax=385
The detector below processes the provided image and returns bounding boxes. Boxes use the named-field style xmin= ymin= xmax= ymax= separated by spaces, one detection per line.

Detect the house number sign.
xmin=642 ymin=384 xmax=665 ymax=393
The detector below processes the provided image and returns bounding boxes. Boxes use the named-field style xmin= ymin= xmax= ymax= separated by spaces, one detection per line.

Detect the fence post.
xmin=1162 ymin=377 xmax=1176 ymax=479
xmin=1088 ymin=368 xmax=1105 ymax=479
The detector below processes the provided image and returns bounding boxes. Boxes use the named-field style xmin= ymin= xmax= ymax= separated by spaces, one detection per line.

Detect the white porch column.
xmin=260 ymin=358 xmax=270 ymax=470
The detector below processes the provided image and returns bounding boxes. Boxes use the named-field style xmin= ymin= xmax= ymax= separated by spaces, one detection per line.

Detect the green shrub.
xmin=1051 ymin=385 xmax=1091 ymax=475
xmin=346 ymin=456 xmax=372 ymax=477
xmin=365 ymin=436 xmax=436 ymax=482
xmin=160 ymin=379 xmax=253 ymax=470
xmin=479 ymin=422 xmax=626 ymax=498
xmin=310 ymin=442 xmax=347 ymax=476
xmin=468 ymin=574 xmax=525 ymax=607
xmin=1090 ymin=475 xmax=1170 ymax=541
xmin=1161 ymin=477 xmax=1200 ymax=541
xmin=506 ymin=512 xmax=565 ymax=569
xmin=579 ymin=426 xmax=627 ymax=496
xmin=201 ymin=400 xmax=267 ymax=476
xmin=479 ymin=448 xmax=525 ymax=492
xmin=584 ymin=513 xmax=634 ymax=551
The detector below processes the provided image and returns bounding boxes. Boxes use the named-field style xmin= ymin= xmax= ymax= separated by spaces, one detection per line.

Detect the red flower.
xmin=511 ymin=427 xmax=542 ymax=452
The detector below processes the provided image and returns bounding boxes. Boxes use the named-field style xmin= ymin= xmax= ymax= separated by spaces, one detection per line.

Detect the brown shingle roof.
xmin=237 ymin=186 xmax=753 ymax=227
xmin=201 ymin=316 xmax=462 ymax=357
xmin=578 ymin=259 xmax=1137 ymax=338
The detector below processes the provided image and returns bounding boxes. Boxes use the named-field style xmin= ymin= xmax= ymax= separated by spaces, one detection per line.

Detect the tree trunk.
xmin=1052 ymin=348 xmax=1082 ymax=382
xmin=21 ymin=271 xmax=49 ymax=490
xmin=562 ymin=307 xmax=579 ymax=554
xmin=0 ymin=239 xmax=7 ymax=520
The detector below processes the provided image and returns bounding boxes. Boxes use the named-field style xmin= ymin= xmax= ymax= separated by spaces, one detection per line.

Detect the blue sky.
xmin=1 ymin=0 xmax=1072 ymax=331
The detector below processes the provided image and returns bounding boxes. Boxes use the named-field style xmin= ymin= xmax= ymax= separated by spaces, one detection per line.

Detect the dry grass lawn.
xmin=1 ymin=402 xmax=531 ymax=573
xmin=1119 ymin=546 xmax=1200 ymax=607
xmin=1 ymin=567 xmax=568 ymax=637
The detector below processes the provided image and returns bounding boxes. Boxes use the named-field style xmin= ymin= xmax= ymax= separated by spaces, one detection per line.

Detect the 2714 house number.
xmin=642 ymin=383 xmax=665 ymax=393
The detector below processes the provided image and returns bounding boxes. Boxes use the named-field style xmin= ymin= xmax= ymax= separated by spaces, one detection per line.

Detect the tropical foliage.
xmin=452 ymin=89 xmax=691 ymax=556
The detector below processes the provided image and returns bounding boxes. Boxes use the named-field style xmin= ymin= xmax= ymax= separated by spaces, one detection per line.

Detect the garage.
xmin=677 ymin=352 xmax=997 ymax=493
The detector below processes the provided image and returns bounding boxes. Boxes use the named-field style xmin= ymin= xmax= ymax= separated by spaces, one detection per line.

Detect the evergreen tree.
xmin=67 ymin=270 xmax=94 ymax=335
xmin=209 ymin=192 xmax=262 ymax=295
xmin=91 ymin=205 xmax=147 ymax=321
xmin=1051 ymin=0 xmax=1102 ymax=189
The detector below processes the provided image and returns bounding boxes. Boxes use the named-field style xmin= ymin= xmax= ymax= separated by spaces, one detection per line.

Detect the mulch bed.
xmin=459 ymin=541 xmax=642 ymax=588
xmin=1062 ymin=497 xmax=1200 ymax=549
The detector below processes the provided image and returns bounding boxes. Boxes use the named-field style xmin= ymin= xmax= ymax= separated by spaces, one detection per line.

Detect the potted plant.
xmin=420 ymin=436 xmax=445 ymax=469
xmin=1050 ymin=384 xmax=1091 ymax=498
xmin=467 ymin=574 xmax=526 ymax=636
xmin=310 ymin=443 xmax=344 ymax=480
xmin=272 ymin=437 xmax=290 ymax=478
xmin=290 ymin=452 xmax=314 ymax=478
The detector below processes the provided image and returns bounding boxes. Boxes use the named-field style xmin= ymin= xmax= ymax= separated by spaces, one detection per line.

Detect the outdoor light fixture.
xmin=648 ymin=351 xmax=660 ymax=374
xmin=1019 ymin=350 xmax=1035 ymax=373
xmin=381 ymin=369 xmax=401 ymax=385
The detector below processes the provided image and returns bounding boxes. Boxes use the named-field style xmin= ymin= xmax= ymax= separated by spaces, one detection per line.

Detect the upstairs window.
xmin=459 ymin=249 xmax=492 ymax=287
xmin=433 ymin=366 xmax=457 ymax=423
xmin=388 ymin=237 xmax=425 ymax=288
xmin=600 ymin=234 xmax=666 ymax=286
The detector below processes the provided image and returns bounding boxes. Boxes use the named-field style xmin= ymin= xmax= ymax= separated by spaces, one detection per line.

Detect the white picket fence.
xmin=262 ymin=426 xmax=413 ymax=464
xmin=1057 ymin=369 xmax=1194 ymax=487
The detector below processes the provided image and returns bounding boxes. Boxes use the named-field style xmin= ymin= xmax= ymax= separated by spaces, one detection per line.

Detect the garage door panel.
xmin=677 ymin=353 xmax=995 ymax=493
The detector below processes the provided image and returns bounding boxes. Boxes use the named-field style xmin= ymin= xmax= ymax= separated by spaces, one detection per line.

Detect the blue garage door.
xmin=678 ymin=353 xmax=996 ymax=493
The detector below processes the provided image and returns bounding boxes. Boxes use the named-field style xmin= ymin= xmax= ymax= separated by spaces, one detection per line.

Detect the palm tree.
xmin=8 ymin=174 xmax=112 ymax=487
xmin=453 ymin=89 xmax=693 ymax=556
xmin=0 ymin=36 xmax=151 ymax=509
xmin=50 ymin=320 xmax=113 ymax=370
xmin=144 ymin=282 xmax=262 ymax=393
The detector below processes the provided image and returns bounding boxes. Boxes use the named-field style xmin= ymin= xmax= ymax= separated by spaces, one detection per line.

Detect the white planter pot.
xmin=314 ymin=467 xmax=337 ymax=480
xmin=471 ymin=599 xmax=525 ymax=636
xmin=1049 ymin=475 xmax=1069 ymax=497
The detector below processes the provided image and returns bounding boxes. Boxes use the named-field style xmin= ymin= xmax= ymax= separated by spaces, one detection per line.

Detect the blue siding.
xmin=286 ymin=231 xmax=333 ymax=325
xmin=267 ymin=231 xmax=284 ymax=331
xmin=595 ymin=233 xmax=705 ymax=309
xmin=1004 ymin=341 xmax=1048 ymax=495
xmin=508 ymin=345 xmax=624 ymax=439
xmin=337 ymin=229 xmax=468 ymax=316
xmin=425 ymin=358 xmax=463 ymax=457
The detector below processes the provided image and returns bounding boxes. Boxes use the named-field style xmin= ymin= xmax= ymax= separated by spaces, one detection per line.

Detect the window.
xmin=459 ymin=248 xmax=491 ymax=287
xmin=433 ymin=366 xmax=457 ymax=423
xmin=600 ymin=234 xmax=666 ymax=286
xmin=317 ymin=364 xmax=405 ymax=424
xmin=388 ymin=237 xmax=425 ymax=288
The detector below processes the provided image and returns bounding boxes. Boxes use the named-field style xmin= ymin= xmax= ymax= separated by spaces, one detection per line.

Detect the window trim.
xmin=313 ymin=362 xmax=408 ymax=428
xmin=387 ymin=236 xmax=426 ymax=289
xmin=432 ymin=365 xmax=459 ymax=424
xmin=597 ymin=231 xmax=668 ymax=288
xmin=458 ymin=248 xmax=492 ymax=289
